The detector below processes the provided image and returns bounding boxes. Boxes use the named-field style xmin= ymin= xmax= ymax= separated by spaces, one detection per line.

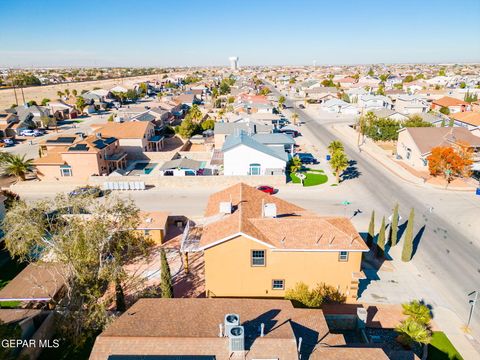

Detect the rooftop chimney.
xmin=263 ymin=203 xmax=277 ymax=218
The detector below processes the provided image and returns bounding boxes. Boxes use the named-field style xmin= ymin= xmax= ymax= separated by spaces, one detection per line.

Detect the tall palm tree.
xmin=291 ymin=113 xmax=299 ymax=126
xmin=329 ymin=150 xmax=349 ymax=183
xmin=1 ymin=154 xmax=34 ymax=181
xmin=328 ymin=140 xmax=344 ymax=155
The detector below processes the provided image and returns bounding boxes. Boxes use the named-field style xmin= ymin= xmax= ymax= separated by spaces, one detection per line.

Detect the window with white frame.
xmin=251 ymin=250 xmax=265 ymax=266
xmin=272 ymin=279 xmax=284 ymax=290
xmin=249 ymin=163 xmax=261 ymax=176
xmin=338 ymin=251 xmax=349 ymax=262
xmin=60 ymin=166 xmax=72 ymax=177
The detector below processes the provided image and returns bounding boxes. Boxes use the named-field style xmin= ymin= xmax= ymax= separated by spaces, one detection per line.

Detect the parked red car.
xmin=257 ymin=185 xmax=275 ymax=195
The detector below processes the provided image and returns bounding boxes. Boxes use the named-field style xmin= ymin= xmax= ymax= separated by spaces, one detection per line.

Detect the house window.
xmin=339 ymin=251 xmax=349 ymax=262
xmin=251 ymin=250 xmax=265 ymax=266
xmin=144 ymin=230 xmax=150 ymax=236
xmin=272 ymin=279 xmax=284 ymax=290
xmin=60 ymin=166 xmax=72 ymax=177
xmin=249 ymin=163 xmax=261 ymax=176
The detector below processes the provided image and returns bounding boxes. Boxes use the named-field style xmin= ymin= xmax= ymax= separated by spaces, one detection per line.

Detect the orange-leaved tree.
xmin=427 ymin=143 xmax=473 ymax=185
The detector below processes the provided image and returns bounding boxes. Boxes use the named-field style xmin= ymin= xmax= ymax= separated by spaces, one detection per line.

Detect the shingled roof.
xmin=197 ymin=183 xmax=368 ymax=251
xmin=89 ymin=298 xmax=389 ymax=360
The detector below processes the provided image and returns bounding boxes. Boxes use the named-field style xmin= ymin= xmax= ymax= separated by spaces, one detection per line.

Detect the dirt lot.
xmin=0 ymin=74 xmax=165 ymax=110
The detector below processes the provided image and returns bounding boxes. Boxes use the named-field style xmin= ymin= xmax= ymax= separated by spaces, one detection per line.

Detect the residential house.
xmin=357 ymin=95 xmax=393 ymax=111
xmin=222 ymin=132 xmax=289 ymax=176
xmin=372 ymin=109 xmax=408 ymax=121
xmin=450 ymin=111 xmax=480 ymax=136
xmin=88 ymin=298 xmax=388 ymax=360
xmin=346 ymin=88 xmax=368 ymax=103
xmin=48 ymin=100 xmax=78 ymax=120
xmin=396 ymin=127 xmax=480 ymax=169
xmin=394 ymin=95 xmax=429 ymax=114
xmin=304 ymin=87 xmax=338 ymax=103
xmin=159 ymin=158 xmax=205 ymax=176
xmin=91 ymin=121 xmax=164 ymax=154
xmin=214 ymin=120 xmax=272 ymax=149
xmin=321 ymin=99 xmax=358 ymax=115
xmin=431 ymin=96 xmax=471 ymax=113
xmin=174 ymin=93 xmax=201 ymax=107
xmin=35 ymin=134 xmax=127 ymax=180
xmin=337 ymin=76 xmax=358 ymax=89
xmin=182 ymin=183 xmax=369 ymax=301
xmin=137 ymin=211 xmax=170 ymax=244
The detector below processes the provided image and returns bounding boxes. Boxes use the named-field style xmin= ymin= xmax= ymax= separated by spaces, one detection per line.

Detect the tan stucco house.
xmin=182 ymin=183 xmax=369 ymax=302
xmin=35 ymin=134 xmax=127 ymax=181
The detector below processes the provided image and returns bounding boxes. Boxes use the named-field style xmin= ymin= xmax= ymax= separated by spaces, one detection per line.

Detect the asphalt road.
xmin=268 ymin=84 xmax=480 ymax=338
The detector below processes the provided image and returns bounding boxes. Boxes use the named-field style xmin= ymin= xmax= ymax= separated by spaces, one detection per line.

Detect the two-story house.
xmin=35 ymin=134 xmax=127 ymax=180
xmin=181 ymin=183 xmax=369 ymax=302
xmin=91 ymin=121 xmax=164 ymax=155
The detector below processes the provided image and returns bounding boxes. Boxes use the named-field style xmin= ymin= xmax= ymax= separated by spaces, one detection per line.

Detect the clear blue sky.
xmin=1 ymin=0 xmax=479 ymax=67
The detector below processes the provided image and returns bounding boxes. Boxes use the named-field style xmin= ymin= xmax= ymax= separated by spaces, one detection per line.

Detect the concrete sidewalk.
xmin=330 ymin=123 xmax=477 ymax=192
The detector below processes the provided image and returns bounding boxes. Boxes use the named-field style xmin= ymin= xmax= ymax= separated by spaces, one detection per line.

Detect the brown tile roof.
xmin=451 ymin=111 xmax=480 ymax=126
xmin=432 ymin=96 xmax=469 ymax=107
xmin=198 ymin=183 xmax=368 ymax=251
xmin=402 ymin=127 xmax=480 ymax=154
xmin=91 ymin=121 xmax=152 ymax=139
xmin=137 ymin=211 xmax=169 ymax=230
xmin=89 ymin=298 xmax=328 ymax=360
xmin=0 ymin=309 xmax=43 ymax=325
xmin=310 ymin=347 xmax=388 ymax=360
xmin=33 ymin=151 xmax=66 ymax=165
xmin=0 ymin=262 xmax=66 ymax=301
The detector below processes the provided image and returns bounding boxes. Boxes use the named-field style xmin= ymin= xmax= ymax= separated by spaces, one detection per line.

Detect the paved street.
xmin=268 ymin=83 xmax=480 ymax=357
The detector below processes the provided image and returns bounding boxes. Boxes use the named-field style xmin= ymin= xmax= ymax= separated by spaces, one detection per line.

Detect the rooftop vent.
xmin=96 ymin=132 xmax=102 ymax=139
xmin=228 ymin=325 xmax=245 ymax=352
xmin=145 ymin=217 xmax=153 ymax=223
xmin=219 ymin=202 xmax=232 ymax=214
xmin=224 ymin=313 xmax=240 ymax=336
xmin=263 ymin=203 xmax=277 ymax=218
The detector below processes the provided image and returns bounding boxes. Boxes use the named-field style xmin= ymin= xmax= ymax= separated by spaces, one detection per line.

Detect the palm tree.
xmin=395 ymin=317 xmax=432 ymax=357
xmin=72 ymin=89 xmax=78 ymax=97
xmin=402 ymin=300 xmax=432 ymax=325
xmin=329 ymin=150 xmax=349 ymax=183
xmin=289 ymin=156 xmax=302 ymax=174
xmin=64 ymin=89 xmax=70 ymax=97
xmin=328 ymin=140 xmax=344 ymax=155
xmin=1 ymin=154 xmax=34 ymax=181
xmin=57 ymin=90 xmax=64 ymax=99
xmin=291 ymin=113 xmax=299 ymax=126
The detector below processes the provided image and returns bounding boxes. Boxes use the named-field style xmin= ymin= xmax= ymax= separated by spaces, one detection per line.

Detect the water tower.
xmin=228 ymin=56 xmax=239 ymax=70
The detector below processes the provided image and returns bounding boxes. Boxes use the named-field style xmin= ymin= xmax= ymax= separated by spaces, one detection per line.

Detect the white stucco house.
xmin=222 ymin=131 xmax=288 ymax=176
xmin=321 ymin=99 xmax=359 ymax=115
xmin=358 ymin=95 xmax=393 ymax=110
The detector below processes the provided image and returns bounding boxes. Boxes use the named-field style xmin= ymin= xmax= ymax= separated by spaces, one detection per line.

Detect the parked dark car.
xmin=298 ymin=104 xmax=305 ymax=109
xmin=257 ymin=185 xmax=275 ymax=195
xmin=297 ymin=153 xmax=318 ymax=164
xmin=281 ymin=129 xmax=299 ymax=137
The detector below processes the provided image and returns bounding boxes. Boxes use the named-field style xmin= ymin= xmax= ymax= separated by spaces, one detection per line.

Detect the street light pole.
xmin=467 ymin=290 xmax=478 ymax=329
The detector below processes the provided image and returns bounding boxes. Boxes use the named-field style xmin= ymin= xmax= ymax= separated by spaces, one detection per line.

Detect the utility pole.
xmin=467 ymin=290 xmax=478 ymax=329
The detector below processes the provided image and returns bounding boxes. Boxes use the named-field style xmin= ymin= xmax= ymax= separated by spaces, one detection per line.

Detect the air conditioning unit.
xmin=224 ymin=313 xmax=240 ymax=336
xmin=263 ymin=203 xmax=277 ymax=218
xmin=228 ymin=326 xmax=245 ymax=352
xmin=219 ymin=202 xmax=232 ymax=214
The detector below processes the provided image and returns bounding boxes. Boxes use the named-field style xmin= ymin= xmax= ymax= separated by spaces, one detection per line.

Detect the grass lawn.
xmin=428 ymin=331 xmax=463 ymax=360
xmin=0 ymin=300 xmax=21 ymax=308
xmin=291 ymin=169 xmax=328 ymax=187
